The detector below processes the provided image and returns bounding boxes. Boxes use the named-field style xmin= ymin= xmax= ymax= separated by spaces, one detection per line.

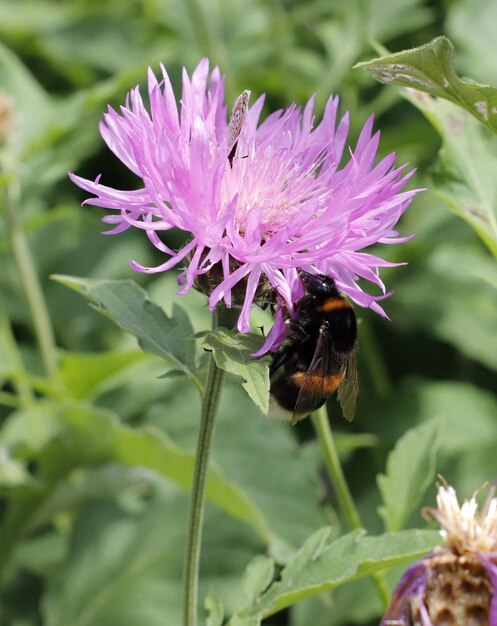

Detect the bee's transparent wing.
xmin=337 ymin=353 xmax=359 ymax=422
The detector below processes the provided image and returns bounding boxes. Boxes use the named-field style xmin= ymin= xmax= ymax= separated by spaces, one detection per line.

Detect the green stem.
xmin=3 ymin=177 xmax=58 ymax=379
xmin=312 ymin=407 xmax=361 ymax=529
xmin=312 ymin=406 xmax=390 ymax=607
xmin=0 ymin=311 xmax=33 ymax=407
xmin=182 ymin=305 xmax=237 ymax=626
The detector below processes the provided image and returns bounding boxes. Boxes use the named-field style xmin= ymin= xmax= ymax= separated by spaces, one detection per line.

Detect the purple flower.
xmin=382 ymin=482 xmax=497 ymax=626
xmin=70 ymin=59 xmax=420 ymax=350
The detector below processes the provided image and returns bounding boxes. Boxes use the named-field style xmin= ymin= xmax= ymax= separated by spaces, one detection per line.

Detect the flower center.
xmin=220 ymin=146 xmax=331 ymax=236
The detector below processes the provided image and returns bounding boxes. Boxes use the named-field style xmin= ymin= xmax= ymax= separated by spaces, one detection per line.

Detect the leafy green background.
xmin=1 ymin=1 xmax=497 ymax=625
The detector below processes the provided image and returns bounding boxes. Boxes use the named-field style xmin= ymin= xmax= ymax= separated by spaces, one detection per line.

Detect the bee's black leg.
xmin=270 ymin=347 xmax=291 ymax=374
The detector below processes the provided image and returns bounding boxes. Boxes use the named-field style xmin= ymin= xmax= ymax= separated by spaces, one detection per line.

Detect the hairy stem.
xmin=182 ymin=305 xmax=238 ymax=626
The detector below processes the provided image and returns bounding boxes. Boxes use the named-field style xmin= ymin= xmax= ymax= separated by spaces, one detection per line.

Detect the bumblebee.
xmin=269 ymin=271 xmax=358 ymax=425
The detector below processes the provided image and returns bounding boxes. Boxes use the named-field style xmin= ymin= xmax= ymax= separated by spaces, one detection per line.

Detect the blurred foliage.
xmin=1 ymin=0 xmax=497 ymax=625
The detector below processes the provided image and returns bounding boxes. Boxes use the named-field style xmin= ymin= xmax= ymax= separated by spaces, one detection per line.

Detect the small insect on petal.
xmin=227 ymin=89 xmax=250 ymax=166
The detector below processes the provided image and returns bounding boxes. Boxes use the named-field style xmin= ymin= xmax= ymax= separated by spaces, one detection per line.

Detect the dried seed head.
xmin=426 ymin=482 xmax=497 ymax=556
xmin=382 ymin=482 xmax=497 ymax=626
xmin=407 ymin=554 xmax=492 ymax=626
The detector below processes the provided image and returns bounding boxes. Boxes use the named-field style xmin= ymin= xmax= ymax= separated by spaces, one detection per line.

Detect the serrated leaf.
xmin=355 ymin=36 xmax=497 ymax=135
xmin=200 ymin=329 xmax=270 ymax=414
xmin=52 ymin=275 xmax=203 ymax=391
xmin=205 ymin=588 xmax=224 ymax=626
xmin=242 ymin=555 xmax=275 ymax=603
xmin=230 ymin=528 xmax=439 ymax=621
xmin=378 ymin=421 xmax=441 ymax=532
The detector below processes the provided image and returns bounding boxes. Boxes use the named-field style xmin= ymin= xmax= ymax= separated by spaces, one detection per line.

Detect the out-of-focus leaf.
xmin=241 ymin=555 xmax=275 ymax=603
xmin=392 ymin=242 xmax=497 ymax=369
xmin=378 ymin=421 xmax=440 ymax=532
xmin=368 ymin=379 xmax=497 ymax=455
xmin=13 ymin=532 xmax=67 ymax=577
xmin=290 ymin=577 xmax=382 ymax=626
xmin=57 ymin=350 xmax=148 ymax=399
xmin=52 ymin=276 xmax=202 ymax=391
xmin=157 ymin=380 xmax=332 ymax=561
xmin=0 ymin=40 xmax=53 ymax=157
xmin=33 ymin=464 xmax=158 ymax=528
xmin=230 ymin=617 xmax=260 ymax=626
xmin=402 ymin=87 xmax=497 ymax=257
xmin=447 ymin=0 xmax=497 ymax=87
xmin=369 ymin=0 xmax=434 ymax=42
xmin=230 ymin=528 xmax=439 ymax=621
xmin=43 ymin=490 xmax=263 ymax=626
xmin=205 ymin=588 xmax=224 ymax=626
xmin=0 ymin=404 xmax=274 ymax=562
xmin=355 ymin=36 xmax=497 ymax=135
xmin=28 ymin=65 xmax=149 ymax=187
xmin=0 ymin=452 xmax=31 ymax=487
xmin=0 ymin=404 xmax=60 ymax=451
xmin=199 ymin=329 xmax=270 ymax=414
xmin=430 ymin=101 xmax=497 ymax=257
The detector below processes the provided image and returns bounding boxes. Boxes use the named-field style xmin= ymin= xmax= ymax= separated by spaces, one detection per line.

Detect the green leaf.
xmin=0 ymin=404 xmax=273 ymax=561
xmin=378 ymin=421 xmax=441 ymax=532
xmin=44 ymin=491 xmax=263 ymax=626
xmin=355 ymin=36 xmax=497 ymax=135
xmin=32 ymin=464 xmax=158 ymax=528
xmin=0 ymin=40 xmax=53 ymax=157
xmin=446 ymin=0 xmax=497 ymax=87
xmin=430 ymin=101 xmax=497 ymax=257
xmin=391 ymin=242 xmax=497 ymax=369
xmin=52 ymin=276 xmax=202 ymax=391
xmin=57 ymin=350 xmax=148 ymax=399
xmin=242 ymin=555 xmax=275 ymax=603
xmin=229 ymin=618 xmax=261 ymax=626
xmin=369 ymin=0 xmax=434 ymax=42
xmin=398 ymin=85 xmax=497 ymax=256
xmin=13 ymin=532 xmax=67 ymax=577
xmin=0 ymin=453 xmax=32 ymax=488
xmin=205 ymin=588 xmax=224 ymax=626
xmin=154 ymin=379 xmax=332 ymax=561
xmin=368 ymin=379 xmax=497 ymax=456
xmin=200 ymin=329 xmax=271 ymax=414
xmin=291 ymin=577 xmax=383 ymax=626
xmin=230 ymin=528 xmax=439 ymax=621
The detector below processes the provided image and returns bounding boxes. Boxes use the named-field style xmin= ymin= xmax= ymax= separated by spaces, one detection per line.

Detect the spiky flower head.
xmin=70 ymin=59 xmax=420 ymax=350
xmin=382 ymin=481 xmax=497 ymax=626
